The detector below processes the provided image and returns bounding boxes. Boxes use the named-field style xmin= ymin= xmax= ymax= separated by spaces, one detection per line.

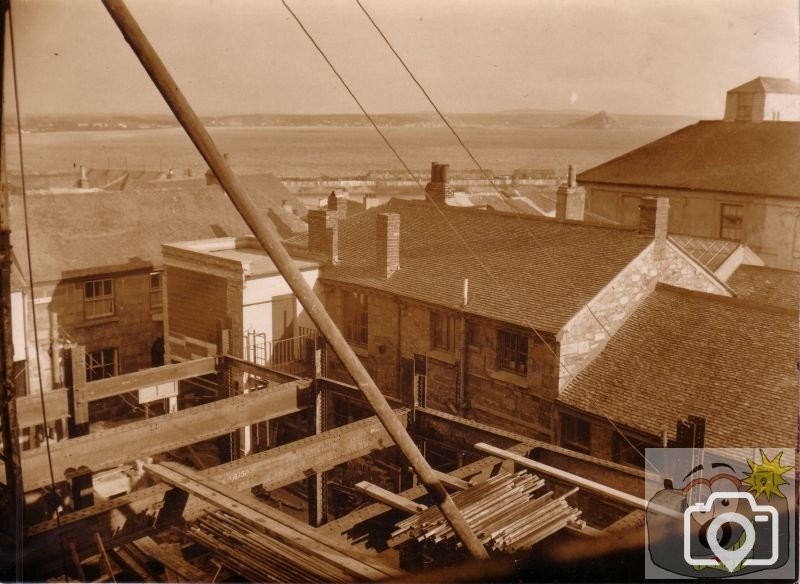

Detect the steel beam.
xmin=16 ymin=389 xmax=70 ymax=428
xmin=102 ymin=0 xmax=486 ymax=558
xmin=12 ymin=379 xmax=312 ymax=490
xmin=81 ymin=357 xmax=216 ymax=402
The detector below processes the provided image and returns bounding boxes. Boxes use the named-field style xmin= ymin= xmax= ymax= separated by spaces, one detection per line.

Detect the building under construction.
xmin=0 ymin=1 xmax=668 ymax=581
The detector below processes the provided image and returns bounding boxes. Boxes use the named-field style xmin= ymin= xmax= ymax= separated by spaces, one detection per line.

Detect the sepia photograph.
xmin=0 ymin=0 xmax=798 ymax=582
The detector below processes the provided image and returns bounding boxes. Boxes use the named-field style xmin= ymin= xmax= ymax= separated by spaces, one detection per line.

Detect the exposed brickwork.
xmin=376 ymin=213 xmax=400 ymax=278
xmin=307 ymin=209 xmax=338 ymax=263
xmin=166 ymin=266 xmax=230 ymax=347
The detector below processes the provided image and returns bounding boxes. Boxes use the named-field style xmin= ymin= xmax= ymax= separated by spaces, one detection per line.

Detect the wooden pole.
xmin=101 ymin=0 xmax=487 ymax=560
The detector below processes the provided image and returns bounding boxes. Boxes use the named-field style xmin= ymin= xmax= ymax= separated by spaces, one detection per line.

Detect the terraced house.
xmin=284 ymin=185 xmax=763 ymax=463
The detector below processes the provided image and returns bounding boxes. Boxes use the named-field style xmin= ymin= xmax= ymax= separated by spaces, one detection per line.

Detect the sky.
xmin=6 ymin=0 xmax=799 ymax=117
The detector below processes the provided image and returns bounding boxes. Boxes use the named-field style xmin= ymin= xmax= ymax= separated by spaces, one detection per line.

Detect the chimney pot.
xmin=376 ymin=212 xmax=400 ymax=278
xmin=568 ymin=165 xmax=577 ymax=187
xmin=79 ymin=165 xmax=89 ymax=188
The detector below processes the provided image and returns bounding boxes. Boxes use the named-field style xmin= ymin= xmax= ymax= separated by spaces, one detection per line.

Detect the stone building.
xmin=577 ymin=77 xmax=800 ymax=269
xmin=558 ymin=283 xmax=798 ymax=464
xmin=284 ymin=194 xmax=750 ymax=451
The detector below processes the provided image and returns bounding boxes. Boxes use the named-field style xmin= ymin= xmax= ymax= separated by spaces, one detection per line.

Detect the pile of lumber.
xmin=187 ymin=511 xmax=353 ymax=583
xmin=390 ymin=471 xmax=581 ymax=553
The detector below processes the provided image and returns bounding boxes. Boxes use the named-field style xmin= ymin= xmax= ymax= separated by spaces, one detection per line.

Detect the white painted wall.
xmin=241 ymin=268 xmax=319 ymax=342
xmin=11 ymin=290 xmax=26 ymax=362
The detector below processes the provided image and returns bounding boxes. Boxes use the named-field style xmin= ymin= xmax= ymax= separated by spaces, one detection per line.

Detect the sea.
xmin=5 ymin=124 xmax=681 ymax=180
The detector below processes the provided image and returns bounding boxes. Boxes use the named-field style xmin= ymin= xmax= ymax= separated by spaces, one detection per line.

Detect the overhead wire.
xmin=7 ymin=0 xmax=72 ymax=576
xmin=285 ymin=0 xmax=657 ymax=470
xmin=353 ymin=0 xmax=661 ymax=469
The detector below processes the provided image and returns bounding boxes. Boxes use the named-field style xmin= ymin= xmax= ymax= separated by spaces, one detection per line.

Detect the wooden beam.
xmin=146 ymin=462 xmax=400 ymax=581
xmin=82 ymin=357 xmax=216 ymax=402
xmin=12 ymin=379 xmax=312 ymax=490
xmin=131 ymin=537 xmax=212 ymax=583
xmin=434 ymin=469 xmax=471 ymax=490
xmin=355 ymin=481 xmax=427 ymax=514
xmin=16 ymin=389 xmax=70 ymax=428
xmin=204 ymin=409 xmax=408 ymax=494
xmin=474 ymin=443 xmax=681 ymax=519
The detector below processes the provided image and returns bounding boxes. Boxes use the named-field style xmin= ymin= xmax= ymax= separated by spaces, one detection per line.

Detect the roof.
xmin=727 ymin=265 xmax=800 ymax=311
xmin=728 ymin=76 xmax=800 ymax=94
xmin=292 ymin=199 xmax=654 ymax=333
xmin=9 ymin=180 xmax=300 ymax=283
xmin=577 ymin=121 xmax=800 ymax=198
xmin=559 ymin=285 xmax=798 ymax=447
xmin=669 ymin=234 xmax=739 ymax=272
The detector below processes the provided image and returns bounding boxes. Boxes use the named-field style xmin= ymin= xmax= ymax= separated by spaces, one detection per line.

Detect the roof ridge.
xmin=387 ymin=197 xmax=645 ymax=235
xmin=655 ymin=282 xmax=798 ymax=316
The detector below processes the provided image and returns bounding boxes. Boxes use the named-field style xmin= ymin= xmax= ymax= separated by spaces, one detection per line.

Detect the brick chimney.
xmin=327 ymin=189 xmax=349 ymax=220
xmin=555 ymin=165 xmax=585 ymax=221
xmin=307 ymin=209 xmax=338 ymax=264
xmin=425 ymin=162 xmax=454 ymax=204
xmin=639 ymin=197 xmax=670 ymax=258
xmin=363 ymin=192 xmax=379 ymax=210
xmin=376 ymin=212 xmax=400 ymax=278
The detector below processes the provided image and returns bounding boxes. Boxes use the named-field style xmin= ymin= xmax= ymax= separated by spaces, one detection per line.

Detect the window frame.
xmin=719 ymin=203 xmax=744 ymax=241
xmin=342 ymin=290 xmax=369 ymax=347
xmin=612 ymin=433 xmax=657 ymax=468
xmin=496 ymin=328 xmax=528 ymax=375
xmin=85 ymin=347 xmax=119 ymax=382
xmin=83 ymin=278 xmax=115 ymax=320
xmin=149 ymin=271 xmax=163 ymax=310
xmin=430 ymin=311 xmax=457 ymax=352
xmin=560 ymin=414 xmax=591 ymax=454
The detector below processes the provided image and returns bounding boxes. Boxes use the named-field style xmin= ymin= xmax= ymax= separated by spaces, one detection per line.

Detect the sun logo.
xmin=742 ymin=450 xmax=793 ymax=500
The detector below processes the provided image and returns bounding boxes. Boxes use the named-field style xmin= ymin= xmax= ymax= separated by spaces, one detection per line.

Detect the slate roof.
xmin=292 ymin=199 xmax=654 ymax=333
xmin=728 ymin=76 xmax=800 ymax=94
xmin=559 ymin=284 xmax=798 ymax=447
xmin=727 ymin=265 xmax=800 ymax=311
xmin=9 ymin=180 xmax=302 ymax=284
xmin=577 ymin=121 xmax=800 ymax=198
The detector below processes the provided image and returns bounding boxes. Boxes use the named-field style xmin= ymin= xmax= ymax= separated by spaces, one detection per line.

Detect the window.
xmin=84 ymin=278 xmax=114 ymax=319
xmin=613 ymin=434 xmax=657 ymax=468
xmin=430 ymin=311 xmax=456 ymax=351
xmin=343 ymin=290 xmax=368 ymax=346
xmin=149 ymin=272 xmax=163 ymax=310
xmin=86 ymin=348 xmax=118 ymax=382
xmin=719 ymin=204 xmax=744 ymax=241
xmin=466 ymin=320 xmax=480 ymax=347
xmin=497 ymin=329 xmax=528 ymax=374
xmin=560 ymin=414 xmax=591 ymax=454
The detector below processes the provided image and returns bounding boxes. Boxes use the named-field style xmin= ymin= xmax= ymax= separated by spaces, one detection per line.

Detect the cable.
xmin=354 ymin=0 xmax=658 ymax=470
xmin=276 ymin=0 xmax=663 ymax=471
xmin=8 ymin=0 xmax=73 ymax=575
xmin=354 ymin=0 xmax=614 ymax=341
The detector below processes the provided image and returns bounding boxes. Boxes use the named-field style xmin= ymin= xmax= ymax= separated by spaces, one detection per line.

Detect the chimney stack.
xmin=307 ymin=209 xmax=339 ymax=264
xmin=363 ymin=192 xmax=379 ymax=210
xmin=425 ymin=162 xmax=455 ymax=204
xmin=555 ymin=165 xmax=585 ymax=221
xmin=79 ymin=165 xmax=89 ymax=188
xmin=327 ymin=189 xmax=349 ymax=221
xmin=376 ymin=212 xmax=400 ymax=278
xmin=638 ymin=197 xmax=670 ymax=240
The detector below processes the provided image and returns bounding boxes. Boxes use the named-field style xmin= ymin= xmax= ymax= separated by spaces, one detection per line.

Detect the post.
xmin=101 ymin=0 xmax=487 ymax=559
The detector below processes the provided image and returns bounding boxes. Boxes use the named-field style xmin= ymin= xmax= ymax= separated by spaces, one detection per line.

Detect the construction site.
xmin=0 ymin=1 xmax=683 ymax=582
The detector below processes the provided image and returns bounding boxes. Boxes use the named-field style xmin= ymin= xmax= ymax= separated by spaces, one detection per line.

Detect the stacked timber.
xmin=187 ymin=511 xmax=353 ymax=583
xmin=390 ymin=471 xmax=581 ymax=554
